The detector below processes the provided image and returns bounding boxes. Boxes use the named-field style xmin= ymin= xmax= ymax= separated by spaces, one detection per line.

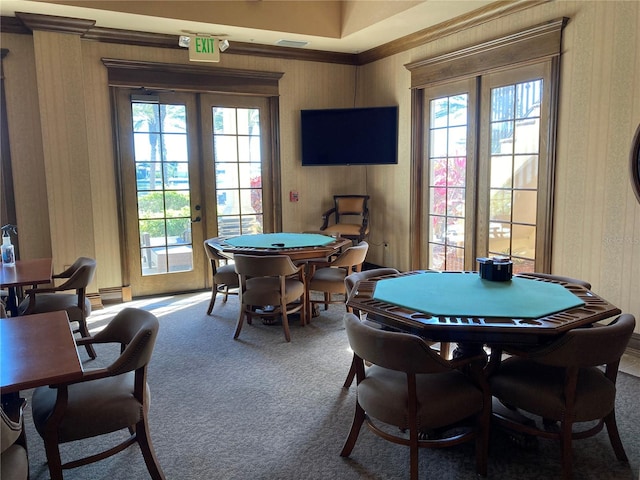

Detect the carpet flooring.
xmin=21 ymin=292 xmax=640 ymax=480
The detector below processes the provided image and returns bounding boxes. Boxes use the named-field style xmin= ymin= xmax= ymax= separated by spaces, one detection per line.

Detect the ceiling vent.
xmin=276 ymin=39 xmax=309 ymax=48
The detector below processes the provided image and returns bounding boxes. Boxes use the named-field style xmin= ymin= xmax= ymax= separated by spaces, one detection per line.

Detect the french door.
xmin=115 ymin=90 xmax=274 ymax=297
xmin=421 ymin=62 xmax=555 ymax=273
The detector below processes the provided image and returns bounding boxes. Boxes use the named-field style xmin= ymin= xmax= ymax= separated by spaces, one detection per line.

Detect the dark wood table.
xmin=0 ymin=311 xmax=83 ymax=395
xmin=207 ymin=233 xmax=351 ymax=262
xmin=346 ymin=270 xmax=622 ymax=346
xmin=1 ymin=257 xmax=53 ymax=317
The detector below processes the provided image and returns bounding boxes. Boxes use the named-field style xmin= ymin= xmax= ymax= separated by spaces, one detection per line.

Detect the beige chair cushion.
xmin=32 ymin=371 xmax=150 ymax=442
xmin=490 ymin=358 xmax=616 ymax=422
xmin=18 ymin=293 xmax=91 ymax=321
xmin=243 ymin=277 xmax=305 ymax=306
xmin=214 ymin=263 xmax=240 ymax=287
xmin=323 ymin=223 xmax=368 ymax=237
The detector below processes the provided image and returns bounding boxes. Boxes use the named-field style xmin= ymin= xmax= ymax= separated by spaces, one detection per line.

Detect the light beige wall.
xmin=359 ymin=0 xmax=640 ymax=327
xmin=1 ymin=33 xmax=51 ymax=260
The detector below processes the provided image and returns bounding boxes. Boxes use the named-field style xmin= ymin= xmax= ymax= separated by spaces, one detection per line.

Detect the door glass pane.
xmin=488 ymin=79 xmax=541 ymax=272
xmin=132 ymin=100 xmax=193 ymax=276
xmin=212 ymin=107 xmax=263 ymax=236
xmin=426 ymin=93 xmax=468 ymax=270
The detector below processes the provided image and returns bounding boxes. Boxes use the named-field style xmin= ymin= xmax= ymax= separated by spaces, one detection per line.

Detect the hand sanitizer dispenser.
xmin=1 ymin=226 xmax=15 ymax=267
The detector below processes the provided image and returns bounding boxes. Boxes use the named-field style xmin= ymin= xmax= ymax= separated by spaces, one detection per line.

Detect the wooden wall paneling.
xmin=31 ymin=30 xmax=96 ymax=274
xmin=0 ymin=34 xmax=52 ymax=260
xmin=81 ymin=42 xmax=122 ymax=291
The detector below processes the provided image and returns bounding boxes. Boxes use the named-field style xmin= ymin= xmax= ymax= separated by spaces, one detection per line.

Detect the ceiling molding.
xmin=15 ymin=11 xmax=95 ymax=35
xmin=356 ymin=0 xmax=551 ymax=65
xmin=2 ymin=1 xmax=549 ymax=66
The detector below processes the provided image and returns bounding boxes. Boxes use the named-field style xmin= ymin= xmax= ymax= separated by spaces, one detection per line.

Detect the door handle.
xmin=191 ymin=216 xmax=201 ymax=223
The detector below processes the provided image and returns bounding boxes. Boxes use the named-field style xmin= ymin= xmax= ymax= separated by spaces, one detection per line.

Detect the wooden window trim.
xmin=407 ymin=19 xmax=567 ymax=272
xmin=102 ymin=58 xmax=284 ymax=97
xmin=405 ymin=17 xmax=568 ymax=89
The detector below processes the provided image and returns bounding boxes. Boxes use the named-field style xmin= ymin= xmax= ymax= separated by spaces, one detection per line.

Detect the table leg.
xmin=3 ymin=286 xmax=19 ymax=317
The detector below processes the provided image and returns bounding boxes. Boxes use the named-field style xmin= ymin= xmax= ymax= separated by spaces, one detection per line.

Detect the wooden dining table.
xmin=0 ymin=257 xmax=53 ymax=317
xmin=1 ymin=311 xmax=83 ymax=398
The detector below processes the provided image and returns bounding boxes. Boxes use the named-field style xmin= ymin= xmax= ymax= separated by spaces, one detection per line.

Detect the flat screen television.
xmin=300 ymin=106 xmax=398 ymax=166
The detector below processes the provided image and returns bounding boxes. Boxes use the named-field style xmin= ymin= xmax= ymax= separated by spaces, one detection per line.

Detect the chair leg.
xmin=136 ymin=417 xmax=166 ymax=480
xmin=340 ymin=402 xmax=366 ymax=457
xmin=281 ymin=310 xmax=291 ymax=343
xmin=77 ymin=316 xmax=97 ymax=359
xmin=43 ymin=436 xmax=64 ymax=480
xmin=560 ymin=419 xmax=574 ymax=480
xmin=233 ymin=309 xmax=245 ymax=339
xmin=604 ymin=409 xmax=628 ymax=461
xmin=343 ymin=355 xmax=356 ymax=388
xmin=409 ymin=425 xmax=419 ymax=480
xmin=206 ymin=284 xmax=217 ymax=315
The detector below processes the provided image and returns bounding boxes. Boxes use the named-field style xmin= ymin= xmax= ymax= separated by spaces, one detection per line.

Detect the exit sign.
xmin=188 ymin=36 xmax=220 ymax=63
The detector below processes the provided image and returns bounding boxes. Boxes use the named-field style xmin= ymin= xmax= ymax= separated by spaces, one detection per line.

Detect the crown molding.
xmin=15 ymin=11 xmax=95 ymax=35
xmin=356 ymin=0 xmax=550 ymax=65
xmin=3 ymin=1 xmax=548 ymax=66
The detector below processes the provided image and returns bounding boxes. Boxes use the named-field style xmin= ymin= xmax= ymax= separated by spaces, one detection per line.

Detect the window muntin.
xmin=212 ymin=107 xmax=264 ymax=237
xmin=132 ymin=101 xmax=193 ymax=275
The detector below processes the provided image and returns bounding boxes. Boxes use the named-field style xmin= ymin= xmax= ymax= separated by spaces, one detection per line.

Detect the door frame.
xmin=105 ymin=59 xmax=284 ymax=295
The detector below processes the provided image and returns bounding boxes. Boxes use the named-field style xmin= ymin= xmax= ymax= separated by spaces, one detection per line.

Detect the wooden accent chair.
xmin=31 ymin=307 xmax=166 ymax=480
xmin=489 ymin=314 xmax=635 ymax=480
xmin=305 ymin=241 xmax=368 ymax=320
xmin=19 ymin=257 xmax=97 ymax=359
xmin=340 ymin=313 xmax=490 ymax=480
xmin=1 ymin=402 xmax=28 ymax=480
xmin=320 ymin=195 xmax=370 ymax=243
xmin=203 ymin=240 xmax=239 ymax=314
xmin=233 ymin=254 xmax=306 ymax=343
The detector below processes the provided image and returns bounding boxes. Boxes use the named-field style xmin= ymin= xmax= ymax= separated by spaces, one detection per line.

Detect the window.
xmin=407 ymin=18 xmax=567 ymax=273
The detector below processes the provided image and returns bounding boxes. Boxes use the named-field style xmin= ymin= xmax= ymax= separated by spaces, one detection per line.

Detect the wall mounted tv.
xmin=300 ymin=106 xmax=398 ymax=166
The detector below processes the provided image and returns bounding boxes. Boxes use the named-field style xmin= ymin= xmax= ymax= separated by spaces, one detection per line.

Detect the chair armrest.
xmin=320 ymin=207 xmax=337 ymax=230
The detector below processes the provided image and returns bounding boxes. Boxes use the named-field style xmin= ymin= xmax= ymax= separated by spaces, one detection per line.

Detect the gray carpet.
xmin=21 ymin=292 xmax=639 ymax=480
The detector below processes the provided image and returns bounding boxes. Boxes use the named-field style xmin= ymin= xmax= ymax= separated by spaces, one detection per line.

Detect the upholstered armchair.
xmin=19 ymin=257 xmax=97 ymax=359
xmin=306 ymin=241 xmax=368 ymax=319
xmin=320 ymin=195 xmax=370 ymax=244
xmin=203 ymin=240 xmax=239 ymax=314
xmin=1 ymin=402 xmax=28 ymax=480
xmin=233 ymin=254 xmax=306 ymax=343
xmin=30 ymin=307 xmax=166 ymax=480
xmin=489 ymin=314 xmax=636 ymax=479
xmin=340 ymin=313 xmax=490 ymax=480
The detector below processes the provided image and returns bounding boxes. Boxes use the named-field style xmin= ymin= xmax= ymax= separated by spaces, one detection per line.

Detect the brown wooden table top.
xmin=0 ymin=311 xmax=83 ymax=394
xmin=0 ymin=257 xmax=53 ymax=288
xmin=207 ymin=234 xmax=352 ymax=262
xmin=347 ymin=270 xmax=622 ymax=346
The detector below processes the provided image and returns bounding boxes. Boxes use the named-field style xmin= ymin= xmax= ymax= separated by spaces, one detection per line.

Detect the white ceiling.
xmin=0 ymin=0 xmax=496 ymax=54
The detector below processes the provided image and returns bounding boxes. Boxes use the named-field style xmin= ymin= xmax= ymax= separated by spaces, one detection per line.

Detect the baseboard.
xmin=97 ymin=286 xmax=133 ymax=305
xmin=87 ymin=292 xmax=104 ymax=310
xmin=627 ymin=332 xmax=640 ymax=357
